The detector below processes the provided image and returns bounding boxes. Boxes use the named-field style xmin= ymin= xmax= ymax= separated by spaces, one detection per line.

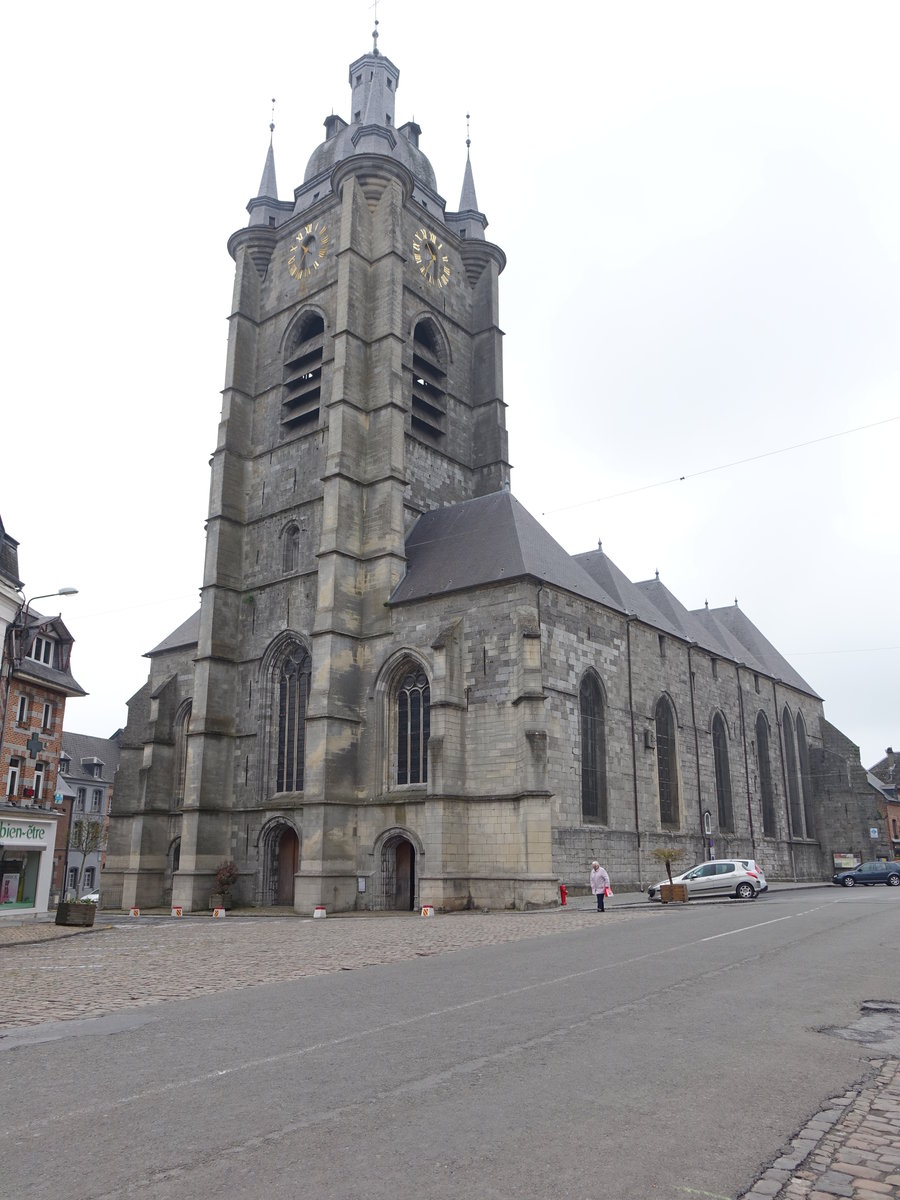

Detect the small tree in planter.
xmin=211 ymin=860 xmax=239 ymax=909
xmin=651 ymin=847 xmax=688 ymax=902
xmin=56 ymin=819 xmax=103 ymax=926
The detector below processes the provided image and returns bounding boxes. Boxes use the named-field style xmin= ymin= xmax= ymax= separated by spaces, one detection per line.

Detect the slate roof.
xmin=61 ymin=731 xmax=121 ymax=782
xmin=703 ymin=604 xmax=820 ymax=698
xmin=12 ymin=609 xmax=86 ymax=697
xmin=147 ymin=610 xmax=200 ymax=657
xmin=390 ymin=491 xmax=616 ymax=607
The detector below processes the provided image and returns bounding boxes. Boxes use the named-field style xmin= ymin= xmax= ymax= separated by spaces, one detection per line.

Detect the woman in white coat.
xmin=590 ymin=861 xmax=611 ymax=912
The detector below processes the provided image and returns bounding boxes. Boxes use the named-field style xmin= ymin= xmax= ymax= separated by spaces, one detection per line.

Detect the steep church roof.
xmin=701 ymin=604 xmax=821 ymax=698
xmin=390 ymin=492 xmax=618 ymax=607
xmin=575 ymin=549 xmax=684 ymax=638
xmin=147 ymin=610 xmax=200 ymax=657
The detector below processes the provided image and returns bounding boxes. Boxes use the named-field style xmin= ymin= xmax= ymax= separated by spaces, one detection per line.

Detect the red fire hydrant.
xmin=559 ymin=883 xmax=568 ymax=906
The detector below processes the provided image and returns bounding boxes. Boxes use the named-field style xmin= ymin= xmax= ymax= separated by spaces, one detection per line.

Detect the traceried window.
xmin=276 ymin=645 xmax=312 ymax=793
xmin=411 ymin=320 xmax=447 ymax=440
xmin=396 ymin=667 xmax=430 ymax=786
xmin=782 ymin=706 xmax=803 ymax=837
xmin=580 ymin=674 xmax=607 ymax=823
xmin=282 ymin=523 xmax=300 ymax=574
xmin=282 ymin=313 xmax=325 ymax=431
xmin=713 ymin=713 xmax=734 ymax=832
xmin=655 ymin=696 xmax=680 ymax=827
xmin=796 ymin=711 xmax=814 ymax=838
xmin=173 ymin=702 xmax=191 ymax=808
xmin=756 ymin=712 xmax=777 ymax=837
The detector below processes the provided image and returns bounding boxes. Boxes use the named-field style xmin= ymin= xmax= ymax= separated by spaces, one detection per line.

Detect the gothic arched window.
xmin=782 ymin=706 xmax=803 ymax=837
xmin=756 ymin=712 xmax=776 ymax=837
xmin=580 ymin=674 xmax=607 ymax=823
xmin=713 ymin=713 xmax=734 ymax=832
xmin=282 ymin=312 xmax=325 ymax=430
xmin=655 ymin=696 xmax=680 ymax=828
xmin=396 ymin=666 xmax=430 ymax=786
xmin=411 ymin=319 xmax=447 ymax=440
xmin=282 ymin=523 xmax=300 ymax=574
xmin=796 ymin=711 xmax=814 ymax=838
xmin=174 ymin=701 xmax=191 ymax=808
xmin=277 ymin=645 xmax=312 ymax=793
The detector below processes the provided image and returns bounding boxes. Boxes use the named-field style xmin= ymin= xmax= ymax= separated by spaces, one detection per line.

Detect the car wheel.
xmin=886 ymin=874 xmax=900 ymax=887
xmin=842 ymin=877 xmax=855 ymax=887
xmin=735 ymin=882 xmax=755 ymax=899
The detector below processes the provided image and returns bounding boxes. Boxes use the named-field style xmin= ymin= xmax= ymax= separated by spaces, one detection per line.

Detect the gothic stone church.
xmin=105 ymin=37 xmax=854 ymax=914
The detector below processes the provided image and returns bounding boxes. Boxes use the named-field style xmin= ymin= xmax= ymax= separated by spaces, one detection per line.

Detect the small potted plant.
xmin=651 ymin=847 xmax=688 ymax=903
xmin=210 ymin=860 xmax=239 ymax=910
xmin=56 ymin=819 xmax=102 ymax=927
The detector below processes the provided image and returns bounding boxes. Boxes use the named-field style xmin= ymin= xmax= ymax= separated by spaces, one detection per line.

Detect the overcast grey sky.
xmin=2 ymin=0 xmax=897 ymax=767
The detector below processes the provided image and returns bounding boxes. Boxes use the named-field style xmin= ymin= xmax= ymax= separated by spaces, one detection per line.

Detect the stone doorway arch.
xmin=380 ymin=832 xmax=416 ymax=911
xmin=260 ymin=819 xmax=300 ymax=906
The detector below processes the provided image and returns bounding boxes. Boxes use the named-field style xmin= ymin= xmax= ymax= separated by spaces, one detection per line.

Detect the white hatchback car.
xmin=647 ymin=859 xmax=768 ymax=901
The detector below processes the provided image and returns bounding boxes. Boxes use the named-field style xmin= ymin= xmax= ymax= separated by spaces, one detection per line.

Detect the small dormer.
xmin=81 ymin=756 xmax=104 ymax=779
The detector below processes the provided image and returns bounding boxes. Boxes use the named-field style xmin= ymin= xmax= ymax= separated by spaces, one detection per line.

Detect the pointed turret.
xmin=247 ymin=105 xmax=292 ymax=229
xmin=448 ymin=116 xmax=487 ymax=241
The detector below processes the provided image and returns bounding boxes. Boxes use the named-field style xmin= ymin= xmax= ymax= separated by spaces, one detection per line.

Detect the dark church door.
xmin=276 ymin=828 xmax=299 ymax=906
xmin=394 ymin=840 xmax=415 ymax=911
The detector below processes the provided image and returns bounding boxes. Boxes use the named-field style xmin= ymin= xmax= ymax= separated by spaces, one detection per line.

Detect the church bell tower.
xmin=170 ymin=29 xmax=510 ymax=911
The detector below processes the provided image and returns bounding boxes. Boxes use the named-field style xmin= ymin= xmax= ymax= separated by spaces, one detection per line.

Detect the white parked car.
xmin=79 ymin=891 xmax=100 ymax=903
xmin=647 ymin=859 xmax=768 ymax=901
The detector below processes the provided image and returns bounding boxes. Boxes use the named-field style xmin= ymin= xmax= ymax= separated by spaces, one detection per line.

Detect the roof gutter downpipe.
xmin=736 ymin=663 xmax=756 ymax=857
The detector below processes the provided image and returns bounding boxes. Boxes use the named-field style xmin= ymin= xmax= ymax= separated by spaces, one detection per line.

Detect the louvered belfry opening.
xmin=411 ymin=320 xmax=446 ymax=439
xmin=282 ymin=314 xmax=325 ymax=430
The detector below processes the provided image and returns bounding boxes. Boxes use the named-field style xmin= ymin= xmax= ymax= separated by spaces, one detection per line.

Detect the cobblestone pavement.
xmin=0 ymin=905 xmax=651 ymax=1030
xmin=739 ymin=1058 xmax=900 ymax=1200
xmin=3 ymin=901 xmax=897 ymax=1200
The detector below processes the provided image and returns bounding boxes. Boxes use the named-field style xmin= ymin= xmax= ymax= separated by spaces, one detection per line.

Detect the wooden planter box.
xmin=55 ymin=902 xmax=97 ymax=927
xmin=660 ymin=883 xmax=689 ymax=904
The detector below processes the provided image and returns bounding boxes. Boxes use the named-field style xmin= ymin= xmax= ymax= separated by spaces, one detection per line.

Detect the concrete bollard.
xmin=313 ymin=905 xmax=327 ymax=918
xmin=421 ymin=905 xmax=435 ymax=916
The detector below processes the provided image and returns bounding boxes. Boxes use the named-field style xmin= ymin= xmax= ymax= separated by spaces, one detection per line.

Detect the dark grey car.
xmin=832 ymin=861 xmax=900 ymax=887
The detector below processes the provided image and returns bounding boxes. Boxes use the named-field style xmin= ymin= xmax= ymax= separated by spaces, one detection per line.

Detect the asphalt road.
xmin=3 ymin=888 xmax=898 ymax=1200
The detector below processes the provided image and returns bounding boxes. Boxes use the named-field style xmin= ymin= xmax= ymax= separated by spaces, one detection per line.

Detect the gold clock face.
xmin=412 ymin=226 xmax=451 ymax=287
xmin=288 ymin=221 xmax=329 ymax=281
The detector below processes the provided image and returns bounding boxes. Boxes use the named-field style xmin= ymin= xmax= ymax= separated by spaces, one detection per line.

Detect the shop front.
xmin=0 ymin=812 xmax=60 ymax=915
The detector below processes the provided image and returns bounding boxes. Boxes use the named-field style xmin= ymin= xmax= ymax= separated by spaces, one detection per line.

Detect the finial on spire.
xmin=371 ymin=0 xmax=380 ymax=54
xmin=655 ymin=569 xmax=659 ymax=581
xmin=705 ymin=599 xmax=709 ymax=609
xmin=597 ymin=538 xmax=602 ymax=551
xmin=466 ymin=112 xmax=471 ymax=158
xmin=270 ymin=97 xmax=276 ymax=138
xmin=734 ymin=596 xmax=738 ymax=606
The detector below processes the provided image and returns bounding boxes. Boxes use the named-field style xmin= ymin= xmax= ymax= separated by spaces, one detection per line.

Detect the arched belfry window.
xmin=713 ymin=713 xmax=734 ymax=832
xmin=411 ymin=319 xmax=447 ymax=440
xmin=782 ymin=706 xmax=803 ymax=837
xmin=756 ymin=712 xmax=777 ymax=837
xmin=282 ymin=522 xmax=300 ymax=574
xmin=580 ymin=674 xmax=607 ymax=823
xmin=395 ymin=664 xmax=430 ymax=786
xmin=655 ymin=696 xmax=680 ymax=827
xmin=282 ymin=312 xmax=325 ymax=430
xmin=277 ymin=644 xmax=312 ymax=793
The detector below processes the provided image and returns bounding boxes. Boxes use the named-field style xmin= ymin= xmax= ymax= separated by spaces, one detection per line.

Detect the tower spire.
xmin=256 ymin=98 xmax=278 ymax=200
xmin=453 ymin=112 xmax=488 ymax=241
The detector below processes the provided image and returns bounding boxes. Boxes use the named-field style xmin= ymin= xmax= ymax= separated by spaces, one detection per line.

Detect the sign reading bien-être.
xmin=0 ymin=819 xmax=48 ymax=844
